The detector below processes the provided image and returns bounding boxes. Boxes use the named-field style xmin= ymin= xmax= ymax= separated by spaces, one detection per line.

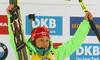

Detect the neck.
xmin=33 ymin=45 xmax=50 ymax=56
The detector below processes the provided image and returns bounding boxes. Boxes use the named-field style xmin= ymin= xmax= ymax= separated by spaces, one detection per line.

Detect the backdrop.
xmin=0 ymin=0 xmax=100 ymax=60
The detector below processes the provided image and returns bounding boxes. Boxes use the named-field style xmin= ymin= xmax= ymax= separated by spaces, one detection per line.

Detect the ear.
xmin=31 ymin=40 xmax=35 ymax=45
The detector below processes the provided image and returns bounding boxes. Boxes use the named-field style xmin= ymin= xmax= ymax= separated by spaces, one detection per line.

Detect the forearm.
xmin=8 ymin=14 xmax=14 ymax=40
xmin=54 ymin=19 xmax=90 ymax=60
xmin=7 ymin=14 xmax=19 ymax=60
xmin=72 ymin=19 xmax=90 ymax=45
xmin=66 ymin=19 xmax=90 ymax=56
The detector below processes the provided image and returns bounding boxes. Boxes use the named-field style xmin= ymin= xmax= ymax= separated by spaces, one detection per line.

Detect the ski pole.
xmin=78 ymin=0 xmax=100 ymax=42
xmin=28 ymin=14 xmax=35 ymax=31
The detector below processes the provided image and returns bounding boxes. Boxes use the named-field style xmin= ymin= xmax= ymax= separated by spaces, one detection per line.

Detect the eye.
xmin=46 ymin=40 xmax=49 ymax=42
xmin=40 ymin=39 xmax=43 ymax=41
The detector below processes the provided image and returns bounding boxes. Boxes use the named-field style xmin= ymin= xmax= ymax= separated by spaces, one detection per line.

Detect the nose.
xmin=43 ymin=41 xmax=47 ymax=45
xmin=43 ymin=41 xmax=48 ymax=48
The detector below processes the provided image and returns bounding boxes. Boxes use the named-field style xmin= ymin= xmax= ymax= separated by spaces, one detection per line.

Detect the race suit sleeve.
xmin=7 ymin=14 xmax=19 ymax=60
xmin=53 ymin=20 xmax=90 ymax=60
xmin=7 ymin=14 xmax=30 ymax=60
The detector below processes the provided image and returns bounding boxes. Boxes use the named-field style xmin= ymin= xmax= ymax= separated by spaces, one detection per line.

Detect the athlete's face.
xmin=35 ymin=36 xmax=50 ymax=48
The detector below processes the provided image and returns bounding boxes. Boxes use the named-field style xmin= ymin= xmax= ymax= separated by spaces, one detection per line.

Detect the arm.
xmin=7 ymin=5 xmax=20 ymax=60
xmin=7 ymin=5 xmax=30 ymax=60
xmin=53 ymin=12 xmax=93 ymax=60
xmin=54 ymin=20 xmax=90 ymax=60
xmin=7 ymin=14 xmax=19 ymax=60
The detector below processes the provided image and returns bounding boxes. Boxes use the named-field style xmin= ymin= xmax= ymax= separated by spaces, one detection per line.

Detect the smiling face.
xmin=34 ymin=36 xmax=50 ymax=48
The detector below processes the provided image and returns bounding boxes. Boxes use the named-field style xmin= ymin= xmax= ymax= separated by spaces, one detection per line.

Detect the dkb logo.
xmin=70 ymin=44 xmax=100 ymax=60
xmin=26 ymin=16 xmax=63 ymax=35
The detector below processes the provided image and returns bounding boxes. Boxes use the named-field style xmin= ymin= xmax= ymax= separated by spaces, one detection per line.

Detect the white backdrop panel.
xmin=0 ymin=0 xmax=96 ymax=5
xmin=0 ymin=0 xmax=100 ymax=60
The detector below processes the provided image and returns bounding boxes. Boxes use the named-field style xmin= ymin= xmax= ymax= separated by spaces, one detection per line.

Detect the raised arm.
xmin=53 ymin=11 xmax=93 ymax=60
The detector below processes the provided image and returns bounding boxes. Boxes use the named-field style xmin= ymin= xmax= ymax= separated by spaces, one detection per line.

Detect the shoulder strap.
xmin=29 ymin=50 xmax=34 ymax=60
xmin=50 ymin=50 xmax=56 ymax=60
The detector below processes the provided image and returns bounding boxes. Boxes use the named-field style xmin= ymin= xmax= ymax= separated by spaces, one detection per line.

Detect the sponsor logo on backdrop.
xmin=26 ymin=16 xmax=63 ymax=35
xmin=70 ymin=44 xmax=100 ymax=60
xmin=0 ymin=42 xmax=8 ymax=60
xmin=70 ymin=17 xmax=100 ymax=36
xmin=0 ymin=15 xmax=8 ymax=34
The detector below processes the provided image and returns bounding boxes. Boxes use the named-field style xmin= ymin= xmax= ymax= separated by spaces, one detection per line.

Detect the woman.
xmin=7 ymin=5 xmax=93 ymax=60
